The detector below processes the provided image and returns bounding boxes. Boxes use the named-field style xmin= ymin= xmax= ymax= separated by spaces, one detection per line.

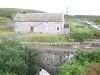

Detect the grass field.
xmin=0 ymin=31 xmax=13 ymax=36
xmin=0 ymin=19 xmax=11 ymax=25
xmin=0 ymin=27 xmax=13 ymax=36
xmin=19 ymin=33 xmax=69 ymax=42
xmin=68 ymin=19 xmax=96 ymax=33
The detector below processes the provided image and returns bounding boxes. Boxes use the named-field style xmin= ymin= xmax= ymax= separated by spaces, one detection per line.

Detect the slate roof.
xmin=14 ymin=13 xmax=63 ymax=22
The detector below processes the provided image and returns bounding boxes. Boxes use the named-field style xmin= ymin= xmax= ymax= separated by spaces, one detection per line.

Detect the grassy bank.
xmin=66 ymin=19 xmax=99 ymax=41
xmin=68 ymin=19 xmax=95 ymax=33
xmin=19 ymin=33 xmax=68 ymax=42
xmin=0 ymin=27 xmax=13 ymax=36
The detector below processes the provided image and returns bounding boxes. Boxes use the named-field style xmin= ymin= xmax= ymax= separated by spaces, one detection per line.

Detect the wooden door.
xmin=30 ymin=27 xmax=34 ymax=32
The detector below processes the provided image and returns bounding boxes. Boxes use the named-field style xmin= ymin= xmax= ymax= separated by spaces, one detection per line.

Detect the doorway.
xmin=30 ymin=27 xmax=34 ymax=32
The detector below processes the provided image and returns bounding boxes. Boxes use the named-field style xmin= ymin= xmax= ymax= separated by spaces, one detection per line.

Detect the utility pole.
xmin=66 ymin=7 xmax=68 ymax=22
xmin=66 ymin=7 xmax=71 ymax=41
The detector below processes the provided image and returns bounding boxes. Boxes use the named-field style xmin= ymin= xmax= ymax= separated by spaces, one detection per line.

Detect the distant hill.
xmin=0 ymin=8 xmax=45 ymax=20
xmin=65 ymin=15 xmax=100 ymax=22
xmin=65 ymin=15 xmax=100 ymax=19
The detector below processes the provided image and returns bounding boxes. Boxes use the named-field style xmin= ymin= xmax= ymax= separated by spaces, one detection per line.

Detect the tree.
xmin=0 ymin=40 xmax=39 ymax=75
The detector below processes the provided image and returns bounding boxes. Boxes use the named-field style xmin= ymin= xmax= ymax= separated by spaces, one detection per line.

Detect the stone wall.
xmin=21 ymin=42 xmax=100 ymax=48
xmin=36 ymin=48 xmax=75 ymax=75
xmin=14 ymin=22 xmax=66 ymax=34
xmin=21 ymin=42 xmax=100 ymax=75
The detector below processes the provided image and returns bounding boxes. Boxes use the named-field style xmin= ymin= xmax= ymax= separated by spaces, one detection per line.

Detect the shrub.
xmin=57 ymin=49 xmax=100 ymax=75
xmin=0 ymin=40 xmax=39 ymax=75
xmin=57 ymin=60 xmax=85 ymax=75
xmin=75 ymin=50 xmax=100 ymax=65
xmin=92 ymin=31 xmax=100 ymax=39
xmin=84 ymin=63 xmax=100 ymax=75
xmin=94 ymin=18 xmax=100 ymax=25
xmin=0 ymin=19 xmax=9 ymax=25
xmin=75 ymin=25 xmax=85 ymax=28
xmin=70 ymin=32 xmax=93 ymax=42
xmin=0 ymin=9 xmax=17 ymax=19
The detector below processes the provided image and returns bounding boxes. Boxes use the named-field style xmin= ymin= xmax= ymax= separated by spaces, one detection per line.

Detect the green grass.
xmin=68 ymin=19 xmax=95 ymax=33
xmin=19 ymin=33 xmax=68 ymax=42
xmin=94 ymin=18 xmax=100 ymax=25
xmin=0 ymin=19 xmax=11 ymax=25
xmin=0 ymin=27 xmax=13 ymax=36
xmin=0 ymin=30 xmax=13 ymax=36
xmin=64 ymin=19 xmax=98 ymax=41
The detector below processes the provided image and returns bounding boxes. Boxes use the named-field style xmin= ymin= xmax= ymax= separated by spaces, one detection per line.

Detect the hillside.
xmin=65 ymin=15 xmax=100 ymax=23
xmin=0 ymin=8 xmax=45 ymax=20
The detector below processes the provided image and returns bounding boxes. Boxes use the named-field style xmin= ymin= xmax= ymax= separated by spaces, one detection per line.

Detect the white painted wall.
xmin=14 ymin=22 xmax=66 ymax=34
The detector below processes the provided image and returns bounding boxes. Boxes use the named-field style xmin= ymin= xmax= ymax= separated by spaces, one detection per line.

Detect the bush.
xmin=75 ymin=50 xmax=100 ymax=65
xmin=57 ymin=60 xmax=84 ymax=75
xmin=84 ymin=63 xmax=100 ymax=75
xmin=0 ymin=19 xmax=9 ymax=25
xmin=70 ymin=32 xmax=93 ymax=42
xmin=75 ymin=25 xmax=85 ymax=28
xmin=0 ymin=71 xmax=17 ymax=75
xmin=94 ymin=18 xmax=100 ymax=25
xmin=93 ymin=31 xmax=100 ymax=39
xmin=0 ymin=40 xmax=39 ymax=75
xmin=57 ymin=49 xmax=100 ymax=75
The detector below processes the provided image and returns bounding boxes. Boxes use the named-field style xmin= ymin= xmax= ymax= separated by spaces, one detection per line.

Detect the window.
xmin=57 ymin=27 xmax=59 ymax=30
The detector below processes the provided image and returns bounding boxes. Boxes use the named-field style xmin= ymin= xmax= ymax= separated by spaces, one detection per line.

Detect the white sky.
xmin=0 ymin=0 xmax=100 ymax=15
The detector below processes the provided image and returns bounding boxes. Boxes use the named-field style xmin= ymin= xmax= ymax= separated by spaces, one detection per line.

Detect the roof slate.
xmin=14 ymin=13 xmax=63 ymax=22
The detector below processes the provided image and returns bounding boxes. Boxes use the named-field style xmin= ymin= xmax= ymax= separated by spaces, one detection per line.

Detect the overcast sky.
xmin=0 ymin=0 xmax=100 ymax=15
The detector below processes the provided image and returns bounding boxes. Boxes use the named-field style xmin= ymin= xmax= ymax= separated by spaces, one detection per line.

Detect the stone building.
xmin=14 ymin=13 xmax=69 ymax=34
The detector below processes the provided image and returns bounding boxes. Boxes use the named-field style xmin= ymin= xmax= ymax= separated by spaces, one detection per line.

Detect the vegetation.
xmin=66 ymin=15 xmax=100 ymax=24
xmin=0 ymin=9 xmax=15 ymax=19
xmin=70 ymin=32 xmax=93 ymax=42
xmin=68 ymin=20 xmax=95 ymax=33
xmin=0 ymin=27 xmax=13 ymax=36
xmin=19 ymin=33 xmax=69 ymax=42
xmin=84 ymin=63 xmax=100 ymax=75
xmin=92 ymin=31 xmax=100 ymax=39
xmin=0 ymin=8 xmax=45 ymax=20
xmin=66 ymin=15 xmax=100 ymax=22
xmin=94 ymin=18 xmax=100 ymax=25
xmin=57 ymin=49 xmax=100 ymax=75
xmin=67 ymin=19 xmax=100 ymax=41
xmin=0 ymin=19 xmax=11 ymax=25
xmin=0 ymin=40 xmax=39 ymax=75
